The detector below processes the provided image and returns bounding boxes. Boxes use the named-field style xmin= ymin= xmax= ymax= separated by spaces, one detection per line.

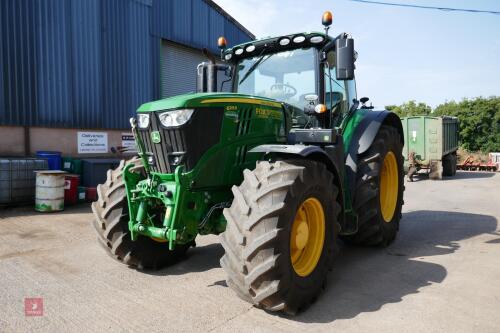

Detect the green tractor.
xmin=92 ymin=11 xmax=404 ymax=314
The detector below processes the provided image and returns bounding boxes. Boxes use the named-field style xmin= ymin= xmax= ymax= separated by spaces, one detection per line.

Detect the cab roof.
xmin=223 ymin=32 xmax=333 ymax=62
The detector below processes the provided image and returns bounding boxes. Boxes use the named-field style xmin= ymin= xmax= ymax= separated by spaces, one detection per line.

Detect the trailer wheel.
xmin=91 ymin=157 xmax=192 ymax=270
xmin=220 ymin=160 xmax=340 ymax=315
xmin=451 ymin=153 xmax=457 ymax=176
xmin=341 ymin=125 xmax=404 ymax=246
xmin=442 ymin=154 xmax=455 ymax=177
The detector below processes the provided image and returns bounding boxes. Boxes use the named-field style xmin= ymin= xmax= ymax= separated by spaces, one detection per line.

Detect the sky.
xmin=213 ymin=0 xmax=500 ymax=108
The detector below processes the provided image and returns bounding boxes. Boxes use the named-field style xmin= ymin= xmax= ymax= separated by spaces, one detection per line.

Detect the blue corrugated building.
xmin=0 ymin=0 xmax=253 ymax=156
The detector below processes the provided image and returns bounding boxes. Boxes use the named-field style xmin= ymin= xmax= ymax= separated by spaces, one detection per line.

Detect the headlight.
xmin=279 ymin=38 xmax=290 ymax=46
xmin=137 ymin=113 xmax=150 ymax=128
xmin=293 ymin=35 xmax=306 ymax=43
xmin=310 ymin=35 xmax=324 ymax=44
xmin=245 ymin=45 xmax=255 ymax=52
xmin=158 ymin=109 xmax=194 ymax=127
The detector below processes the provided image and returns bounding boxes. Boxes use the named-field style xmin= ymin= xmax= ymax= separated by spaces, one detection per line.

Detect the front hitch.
xmin=123 ymin=164 xmax=184 ymax=250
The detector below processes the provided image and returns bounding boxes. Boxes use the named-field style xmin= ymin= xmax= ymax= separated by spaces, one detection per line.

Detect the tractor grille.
xmin=137 ymin=108 xmax=224 ymax=173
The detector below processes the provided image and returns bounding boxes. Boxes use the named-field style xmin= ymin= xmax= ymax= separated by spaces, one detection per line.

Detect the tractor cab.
xmin=220 ymin=29 xmax=357 ymax=130
xmin=197 ymin=11 xmax=358 ymax=132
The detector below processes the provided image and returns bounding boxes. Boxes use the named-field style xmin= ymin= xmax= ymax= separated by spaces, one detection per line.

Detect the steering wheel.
xmin=270 ymin=83 xmax=297 ymax=99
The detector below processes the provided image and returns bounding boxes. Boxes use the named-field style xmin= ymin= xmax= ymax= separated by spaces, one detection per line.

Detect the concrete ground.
xmin=0 ymin=170 xmax=499 ymax=332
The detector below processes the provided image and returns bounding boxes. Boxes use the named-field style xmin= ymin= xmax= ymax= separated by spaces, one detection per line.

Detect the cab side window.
xmin=346 ymin=78 xmax=357 ymax=108
xmin=324 ymin=51 xmax=348 ymax=116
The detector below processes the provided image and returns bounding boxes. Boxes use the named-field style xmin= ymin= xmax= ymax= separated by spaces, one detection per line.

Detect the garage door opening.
xmin=160 ymin=40 xmax=230 ymax=98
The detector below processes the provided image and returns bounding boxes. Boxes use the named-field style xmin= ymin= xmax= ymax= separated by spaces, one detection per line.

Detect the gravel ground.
xmin=0 ymin=170 xmax=499 ymax=332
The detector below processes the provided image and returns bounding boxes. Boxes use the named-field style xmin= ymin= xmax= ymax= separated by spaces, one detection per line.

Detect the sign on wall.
xmin=121 ymin=133 xmax=136 ymax=149
xmin=78 ymin=132 xmax=108 ymax=154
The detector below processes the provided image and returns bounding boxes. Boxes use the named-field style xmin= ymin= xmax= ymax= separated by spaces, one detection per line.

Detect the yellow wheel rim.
xmin=380 ymin=151 xmax=399 ymax=222
xmin=290 ymin=197 xmax=325 ymax=277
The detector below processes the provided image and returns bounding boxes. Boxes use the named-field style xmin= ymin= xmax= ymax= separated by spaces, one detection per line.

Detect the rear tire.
xmin=220 ymin=160 xmax=340 ymax=315
xmin=91 ymin=157 xmax=192 ymax=270
xmin=341 ymin=125 xmax=404 ymax=246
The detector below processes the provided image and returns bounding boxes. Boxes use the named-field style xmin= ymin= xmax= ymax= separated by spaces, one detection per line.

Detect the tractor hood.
xmin=137 ymin=92 xmax=282 ymax=112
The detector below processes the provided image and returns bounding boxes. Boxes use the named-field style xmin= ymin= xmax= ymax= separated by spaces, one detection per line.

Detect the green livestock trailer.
xmin=401 ymin=116 xmax=459 ymax=179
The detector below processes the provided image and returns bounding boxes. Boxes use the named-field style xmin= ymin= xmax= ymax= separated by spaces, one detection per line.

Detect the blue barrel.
xmin=36 ymin=151 xmax=62 ymax=170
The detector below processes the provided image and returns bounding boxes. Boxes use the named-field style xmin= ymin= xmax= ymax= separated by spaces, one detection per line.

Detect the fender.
xmin=249 ymin=143 xmax=345 ymax=226
xmin=344 ymin=110 xmax=404 ymax=209
xmin=249 ymin=144 xmax=344 ymax=183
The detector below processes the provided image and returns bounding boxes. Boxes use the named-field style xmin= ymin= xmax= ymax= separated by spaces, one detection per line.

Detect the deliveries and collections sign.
xmin=77 ymin=132 xmax=108 ymax=154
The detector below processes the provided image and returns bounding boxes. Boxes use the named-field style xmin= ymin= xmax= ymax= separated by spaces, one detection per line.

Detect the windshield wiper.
xmin=239 ymin=53 xmax=271 ymax=85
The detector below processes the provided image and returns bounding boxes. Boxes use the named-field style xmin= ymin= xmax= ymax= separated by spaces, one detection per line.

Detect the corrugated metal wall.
xmin=0 ymin=0 xmax=253 ymax=129
xmin=151 ymin=0 xmax=251 ymax=53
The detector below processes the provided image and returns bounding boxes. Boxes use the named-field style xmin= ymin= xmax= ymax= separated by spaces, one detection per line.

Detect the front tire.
xmin=342 ymin=125 xmax=404 ymax=246
xmin=91 ymin=158 xmax=192 ymax=270
xmin=220 ymin=160 xmax=340 ymax=314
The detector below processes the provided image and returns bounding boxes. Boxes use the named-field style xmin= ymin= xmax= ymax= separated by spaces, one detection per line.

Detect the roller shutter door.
xmin=160 ymin=40 xmax=230 ymax=98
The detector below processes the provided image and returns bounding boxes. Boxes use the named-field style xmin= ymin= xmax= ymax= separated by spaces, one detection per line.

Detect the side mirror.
xmin=335 ymin=38 xmax=355 ymax=80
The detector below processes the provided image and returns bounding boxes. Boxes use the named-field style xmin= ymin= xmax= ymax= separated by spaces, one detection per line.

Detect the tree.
xmin=385 ymin=100 xmax=432 ymax=118
xmin=434 ymin=97 xmax=500 ymax=153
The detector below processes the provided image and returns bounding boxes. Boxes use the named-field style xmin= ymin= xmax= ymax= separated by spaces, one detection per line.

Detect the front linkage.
xmin=124 ymin=119 xmax=230 ymax=250
xmin=123 ymin=158 xmax=232 ymax=250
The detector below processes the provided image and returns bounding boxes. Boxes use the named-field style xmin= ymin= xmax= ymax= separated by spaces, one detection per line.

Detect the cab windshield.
xmin=234 ymin=48 xmax=317 ymax=110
